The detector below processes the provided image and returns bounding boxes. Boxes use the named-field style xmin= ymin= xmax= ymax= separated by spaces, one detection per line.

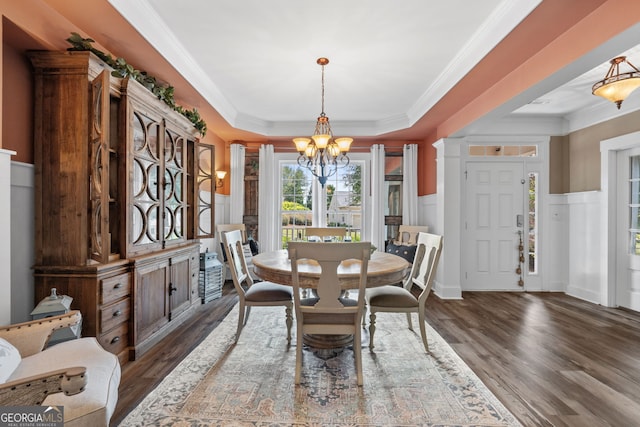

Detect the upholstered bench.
xmin=0 ymin=310 xmax=120 ymax=426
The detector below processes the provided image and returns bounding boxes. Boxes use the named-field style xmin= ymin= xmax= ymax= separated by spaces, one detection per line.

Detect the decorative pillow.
xmin=248 ymin=238 xmax=259 ymax=256
xmin=0 ymin=337 xmax=21 ymax=383
xmin=386 ymin=243 xmax=417 ymax=263
xmin=220 ymin=242 xmax=228 ymax=262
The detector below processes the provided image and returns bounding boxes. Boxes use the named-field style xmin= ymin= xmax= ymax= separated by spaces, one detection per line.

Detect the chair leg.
xmin=418 ymin=308 xmax=429 ymax=352
xmin=405 ymin=312 xmax=414 ymax=331
xmin=244 ymin=306 xmax=252 ymax=325
xmin=285 ymin=305 xmax=293 ymax=343
xmin=354 ymin=327 xmax=363 ymax=386
xmin=368 ymin=311 xmax=377 ymax=350
xmin=235 ymin=302 xmax=246 ymax=342
xmin=361 ymin=304 xmax=367 ymax=328
xmin=295 ymin=324 xmax=303 ymax=385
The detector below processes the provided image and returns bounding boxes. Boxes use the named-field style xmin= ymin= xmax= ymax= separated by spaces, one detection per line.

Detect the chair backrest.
xmin=396 ymin=225 xmax=429 ymax=245
xmin=304 ymin=227 xmax=347 ymax=242
xmin=216 ymin=223 xmax=248 ymax=242
xmin=404 ymin=232 xmax=443 ymax=303
xmin=221 ymin=229 xmax=253 ymax=296
xmin=287 ymin=242 xmax=371 ymax=327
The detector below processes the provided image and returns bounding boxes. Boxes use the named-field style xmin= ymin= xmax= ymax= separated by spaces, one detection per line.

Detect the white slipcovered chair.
xmin=365 ymin=232 xmax=443 ymax=352
xmin=0 ymin=310 xmax=120 ymax=426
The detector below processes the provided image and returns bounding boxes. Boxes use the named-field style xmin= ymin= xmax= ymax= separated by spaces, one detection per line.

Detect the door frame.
xmin=602 ymin=131 xmax=640 ymax=307
xmin=460 ymin=137 xmax=548 ymax=292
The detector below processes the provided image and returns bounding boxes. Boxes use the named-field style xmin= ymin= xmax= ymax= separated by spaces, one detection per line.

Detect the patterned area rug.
xmin=120 ymin=305 xmax=522 ymax=426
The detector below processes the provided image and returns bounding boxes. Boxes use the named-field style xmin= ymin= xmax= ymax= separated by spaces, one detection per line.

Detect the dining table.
xmin=251 ymin=249 xmax=410 ymax=349
xmin=251 ymin=249 xmax=410 ymax=290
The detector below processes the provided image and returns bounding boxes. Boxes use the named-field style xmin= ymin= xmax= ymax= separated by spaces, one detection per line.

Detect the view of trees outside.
xmin=280 ymin=162 xmax=363 ymax=247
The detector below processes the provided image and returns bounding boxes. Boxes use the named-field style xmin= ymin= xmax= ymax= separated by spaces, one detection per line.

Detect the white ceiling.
xmin=109 ymin=0 xmax=640 ymax=140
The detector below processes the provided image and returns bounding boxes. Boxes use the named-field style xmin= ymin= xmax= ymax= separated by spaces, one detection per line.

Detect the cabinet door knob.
xmin=110 ymin=336 xmax=120 ymax=344
xmin=113 ymin=310 xmax=122 ymax=317
xmin=113 ymin=283 xmax=122 ymax=289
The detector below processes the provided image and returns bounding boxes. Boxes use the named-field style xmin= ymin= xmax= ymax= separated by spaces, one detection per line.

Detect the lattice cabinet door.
xmin=89 ymin=69 xmax=120 ymax=263
xmin=130 ymin=107 xmax=163 ymax=253
xmin=189 ymin=142 xmax=215 ymax=239
xmin=163 ymin=125 xmax=189 ymax=244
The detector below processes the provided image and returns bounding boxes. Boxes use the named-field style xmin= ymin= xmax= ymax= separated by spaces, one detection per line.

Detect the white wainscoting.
xmin=566 ymin=191 xmax=602 ymax=304
xmin=419 ymin=194 xmax=437 ymax=234
xmin=546 ymin=194 xmax=569 ymax=292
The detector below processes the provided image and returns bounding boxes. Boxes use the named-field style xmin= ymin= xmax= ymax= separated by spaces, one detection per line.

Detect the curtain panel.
xmin=229 ymin=143 xmax=245 ymax=224
xmin=402 ymin=143 xmax=419 ymax=225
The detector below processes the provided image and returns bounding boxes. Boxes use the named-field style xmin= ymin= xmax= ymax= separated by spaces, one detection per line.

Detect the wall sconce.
xmin=215 ymin=170 xmax=227 ymax=189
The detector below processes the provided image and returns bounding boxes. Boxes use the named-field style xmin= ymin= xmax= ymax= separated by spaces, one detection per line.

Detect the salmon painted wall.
xmin=0 ymin=0 xmax=229 ymax=191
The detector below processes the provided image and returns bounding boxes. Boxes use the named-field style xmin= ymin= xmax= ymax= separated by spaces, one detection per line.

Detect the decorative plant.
xmin=66 ymin=32 xmax=207 ymax=136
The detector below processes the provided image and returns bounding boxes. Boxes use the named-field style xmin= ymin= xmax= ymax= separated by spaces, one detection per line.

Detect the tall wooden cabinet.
xmin=29 ymin=51 xmax=214 ymax=363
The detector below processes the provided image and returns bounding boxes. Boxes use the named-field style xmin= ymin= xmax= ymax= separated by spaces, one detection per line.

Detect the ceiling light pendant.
xmin=592 ymin=56 xmax=640 ymax=109
xmin=293 ymin=57 xmax=352 ymax=187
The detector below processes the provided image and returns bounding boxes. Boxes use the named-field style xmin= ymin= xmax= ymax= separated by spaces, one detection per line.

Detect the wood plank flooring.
xmin=111 ymin=285 xmax=640 ymax=426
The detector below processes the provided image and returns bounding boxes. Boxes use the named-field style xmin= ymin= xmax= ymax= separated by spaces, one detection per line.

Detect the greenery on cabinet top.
xmin=66 ymin=32 xmax=207 ymax=137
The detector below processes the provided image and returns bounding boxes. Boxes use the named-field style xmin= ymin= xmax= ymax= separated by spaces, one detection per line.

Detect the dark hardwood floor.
xmin=111 ymin=284 xmax=640 ymax=426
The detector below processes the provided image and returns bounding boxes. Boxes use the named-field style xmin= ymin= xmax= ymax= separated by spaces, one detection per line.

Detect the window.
xmin=629 ymin=155 xmax=640 ymax=255
xmin=528 ymin=172 xmax=538 ymax=274
xmin=468 ymin=145 xmax=537 ymax=157
xmin=384 ymin=152 xmax=403 ymax=241
xmin=280 ymin=161 xmax=363 ymax=248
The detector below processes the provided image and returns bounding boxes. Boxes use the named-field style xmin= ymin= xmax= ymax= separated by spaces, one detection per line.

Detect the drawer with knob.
xmin=99 ymin=322 xmax=128 ymax=355
xmin=100 ymin=272 xmax=131 ymax=305
xmin=100 ymin=297 xmax=130 ymax=332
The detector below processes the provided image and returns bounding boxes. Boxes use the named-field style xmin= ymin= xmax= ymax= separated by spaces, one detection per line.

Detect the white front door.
xmin=616 ymin=147 xmax=640 ymax=311
xmin=464 ymin=162 xmax=525 ymax=290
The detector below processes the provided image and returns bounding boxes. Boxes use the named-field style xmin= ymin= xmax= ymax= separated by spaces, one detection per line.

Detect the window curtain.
xmin=258 ymin=144 xmax=279 ymax=252
xmin=229 ymin=143 xmax=245 ymax=224
xmin=370 ymin=144 xmax=385 ymax=252
xmin=402 ymin=143 xmax=419 ymax=225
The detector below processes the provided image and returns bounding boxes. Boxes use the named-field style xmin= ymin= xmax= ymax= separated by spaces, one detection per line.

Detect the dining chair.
xmin=365 ymin=232 xmax=443 ymax=352
xmin=304 ymin=226 xmax=348 ymax=242
xmin=287 ymin=241 xmax=371 ymax=386
xmin=396 ymin=225 xmax=429 ymax=245
xmin=222 ymin=229 xmax=293 ymax=343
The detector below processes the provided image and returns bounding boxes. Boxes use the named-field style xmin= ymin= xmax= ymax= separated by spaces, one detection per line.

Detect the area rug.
xmin=120 ymin=304 xmax=522 ymax=426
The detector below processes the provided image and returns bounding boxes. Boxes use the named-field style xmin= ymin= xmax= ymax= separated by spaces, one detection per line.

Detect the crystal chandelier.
xmin=592 ymin=56 xmax=640 ymax=109
xmin=293 ymin=57 xmax=352 ymax=187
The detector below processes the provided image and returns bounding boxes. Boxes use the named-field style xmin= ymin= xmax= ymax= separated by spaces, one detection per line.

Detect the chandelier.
xmin=592 ymin=56 xmax=640 ymax=109
xmin=293 ymin=57 xmax=352 ymax=187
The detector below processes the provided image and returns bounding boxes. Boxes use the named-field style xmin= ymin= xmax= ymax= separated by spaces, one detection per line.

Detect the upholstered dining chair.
xmin=304 ymin=226 xmax=348 ymax=242
xmin=222 ymin=229 xmax=293 ymax=343
xmin=287 ymin=241 xmax=371 ymax=386
xmin=365 ymin=232 xmax=443 ymax=352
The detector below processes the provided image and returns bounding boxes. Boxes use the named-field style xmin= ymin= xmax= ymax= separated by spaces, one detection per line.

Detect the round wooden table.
xmin=252 ymin=250 xmax=410 ymax=290
xmin=252 ymin=250 xmax=410 ymax=349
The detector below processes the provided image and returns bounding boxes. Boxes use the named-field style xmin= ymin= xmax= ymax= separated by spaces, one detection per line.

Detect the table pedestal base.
xmin=303 ymin=333 xmax=353 ymax=349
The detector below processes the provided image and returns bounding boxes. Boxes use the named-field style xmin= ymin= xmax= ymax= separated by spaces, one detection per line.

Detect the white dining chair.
xmin=365 ymin=232 xmax=443 ymax=352
xmin=287 ymin=241 xmax=371 ymax=386
xmin=222 ymin=229 xmax=293 ymax=343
